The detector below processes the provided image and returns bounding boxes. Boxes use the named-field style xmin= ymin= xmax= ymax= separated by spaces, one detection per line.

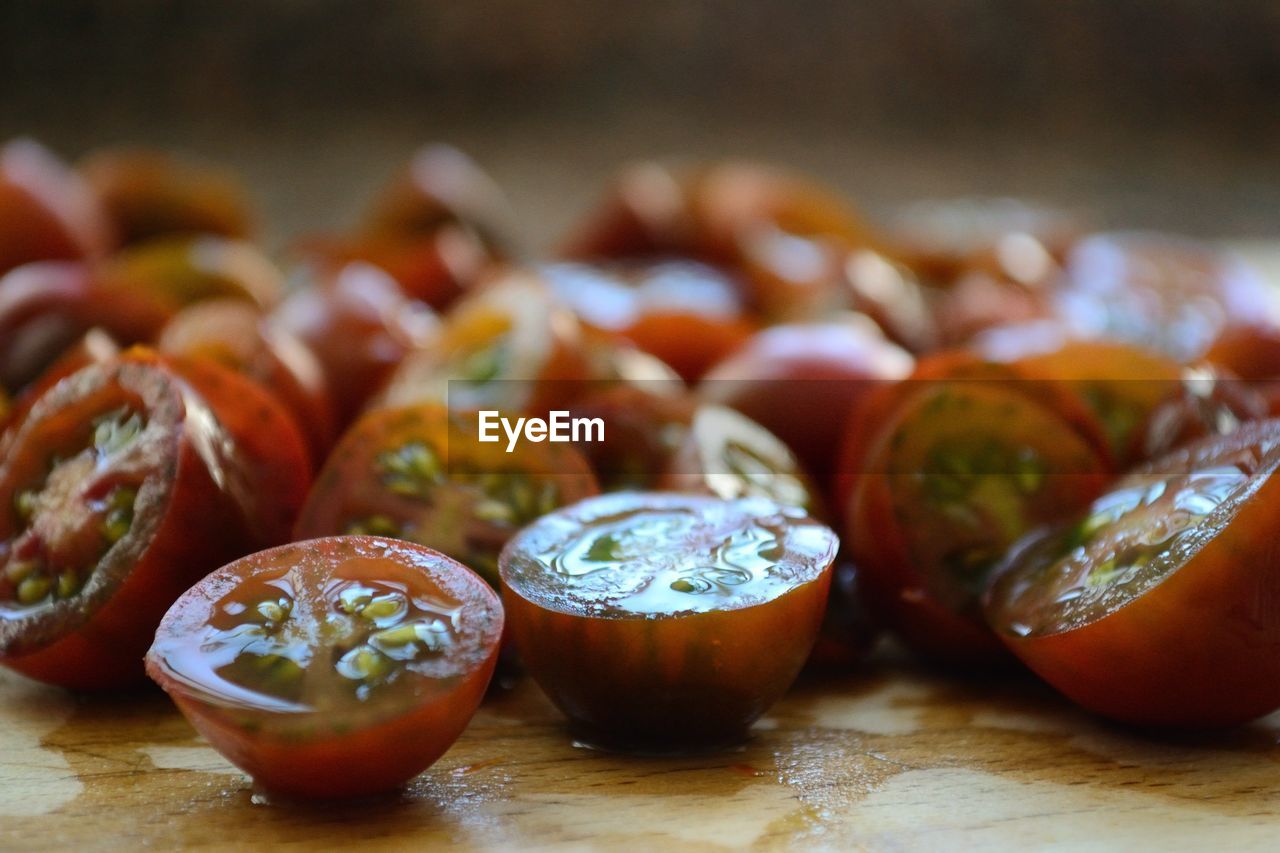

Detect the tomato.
xmin=558 ymin=162 xmax=692 ymax=261
xmin=0 ymin=261 xmax=167 ymax=393
xmin=4 ymin=329 xmax=120 ymax=432
xmin=984 ymin=420 xmax=1280 ymax=726
xmin=80 ymin=148 xmax=254 ymax=247
xmin=1206 ymin=323 xmax=1280 ymax=382
xmin=361 ymin=144 xmax=515 ymax=254
xmin=806 ymin=561 xmax=880 ymax=671
xmin=1055 ymin=232 xmax=1273 ymax=361
xmin=1136 ymin=366 xmax=1268 ymax=461
xmin=146 ymin=535 xmax=502 ymax=798
xmin=374 ymin=271 xmax=591 ymax=415
xmin=295 ymin=404 xmax=599 ymax=588
xmin=99 ymin=235 xmax=283 ymax=313
xmin=699 ymin=318 xmax=914 ymax=483
xmin=566 ymin=385 xmax=695 ymax=492
xmin=844 ymin=371 xmax=1112 ymax=664
xmin=158 ymin=299 xmax=337 ymax=463
xmin=542 ymin=260 xmax=755 ymax=382
xmin=841 ymin=250 xmax=940 ymax=352
xmin=500 ymin=492 xmax=837 ymax=751
xmin=273 ymin=261 xmax=439 ymax=425
xmin=0 ymin=358 xmax=266 ymax=688
xmin=0 ymin=139 xmax=111 ymax=276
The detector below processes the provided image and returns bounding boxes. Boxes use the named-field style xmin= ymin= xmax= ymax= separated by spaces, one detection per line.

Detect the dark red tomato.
xmin=361 ymin=144 xmax=516 ymax=255
xmin=295 ymin=404 xmax=599 ymax=588
xmin=699 ymin=318 xmax=913 ymax=483
xmin=845 ymin=375 xmax=1112 ymax=664
xmin=297 ymin=224 xmax=492 ymax=310
xmin=0 ymin=261 xmax=168 ymax=393
xmin=558 ymin=161 xmax=693 ymax=261
xmin=1136 ymin=366 xmax=1268 ymax=461
xmin=273 ymin=261 xmax=439 ymax=425
xmin=806 ymin=561 xmax=880 ymax=671
xmin=985 ymin=420 xmax=1280 ymax=726
xmin=660 ymin=404 xmax=825 ymax=519
xmin=1055 ymin=232 xmax=1272 ymax=361
xmin=374 ymin=271 xmax=591 ymax=415
xmin=932 ymin=268 xmax=1059 ymax=347
xmin=146 ymin=536 xmax=503 ymax=798
xmin=500 ymin=492 xmax=837 ymax=751
xmin=99 ymin=235 xmax=283 ymax=313
xmin=542 ymin=260 xmax=755 ymax=383
xmin=4 ymin=329 xmax=120 ymax=432
xmin=0 ymin=139 xmax=112 ymax=276
xmin=80 ymin=148 xmax=255 ymax=247
xmin=1205 ymin=323 xmax=1280 ymax=382
xmin=0 ymin=358 xmax=263 ymax=688
xmin=158 ymin=299 xmax=337 ymax=463
xmin=567 ymin=384 xmax=696 ymax=492
xmin=841 ymin=249 xmax=940 ymax=352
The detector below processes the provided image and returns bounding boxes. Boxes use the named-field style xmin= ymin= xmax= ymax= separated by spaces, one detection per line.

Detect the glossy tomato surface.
xmin=985 ymin=420 xmax=1280 ymax=726
xmin=146 ymin=536 xmax=503 ymax=798
xmin=0 ymin=358 xmax=260 ymax=688
xmin=295 ymin=404 xmax=599 ymax=587
xmin=500 ymin=492 xmax=837 ymax=751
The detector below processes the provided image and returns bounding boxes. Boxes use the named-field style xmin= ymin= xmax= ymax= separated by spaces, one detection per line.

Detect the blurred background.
xmin=4 ymin=0 xmax=1279 ymax=249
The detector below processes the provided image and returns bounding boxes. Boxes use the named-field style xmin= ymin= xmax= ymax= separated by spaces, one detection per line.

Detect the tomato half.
xmin=566 ymin=384 xmax=696 ymax=492
xmin=99 ymin=235 xmax=283 ymax=313
xmin=985 ymin=420 xmax=1280 ymax=726
xmin=500 ymin=492 xmax=837 ymax=751
xmin=146 ymin=536 xmax=503 ymax=798
xmin=295 ymin=404 xmax=600 ymax=587
xmin=80 ymin=148 xmax=255 ymax=247
xmin=0 ymin=358 xmax=263 ymax=688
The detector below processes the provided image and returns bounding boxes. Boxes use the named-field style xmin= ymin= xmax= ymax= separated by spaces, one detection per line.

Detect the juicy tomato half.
xmin=845 ymin=373 xmax=1112 ymax=664
xmin=295 ymin=404 xmax=600 ymax=587
xmin=0 ymin=358 xmax=264 ymax=688
xmin=146 ymin=536 xmax=503 ymax=799
xmin=985 ymin=420 xmax=1280 ymax=727
xmin=500 ymin=492 xmax=837 ymax=752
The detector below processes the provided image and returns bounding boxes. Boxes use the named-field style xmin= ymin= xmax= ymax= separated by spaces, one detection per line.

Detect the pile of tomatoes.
xmin=3 ymin=138 xmax=1280 ymax=798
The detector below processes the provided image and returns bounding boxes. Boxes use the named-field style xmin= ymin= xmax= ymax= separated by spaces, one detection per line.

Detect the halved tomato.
xmin=146 ymin=535 xmax=503 ymax=798
xmin=99 ymin=235 xmax=283 ymax=313
xmin=985 ymin=420 xmax=1280 ymax=726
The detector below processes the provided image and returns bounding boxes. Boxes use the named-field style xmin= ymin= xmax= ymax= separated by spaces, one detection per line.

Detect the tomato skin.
xmin=985 ymin=424 xmax=1280 ymax=727
xmin=147 ymin=536 xmax=503 ymax=798
xmin=80 ymin=148 xmax=255 ymax=247
xmin=805 ymin=561 xmax=880 ymax=671
xmin=0 ymin=359 xmax=259 ymax=688
xmin=1205 ymin=324 xmax=1280 ymax=382
xmin=566 ymin=385 xmax=696 ymax=492
xmin=0 ymin=140 xmax=112 ymax=276
xmin=3 ymin=329 xmax=120 ymax=434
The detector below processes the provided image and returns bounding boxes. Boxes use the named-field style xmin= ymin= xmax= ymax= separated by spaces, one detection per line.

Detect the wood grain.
xmin=2 ymin=648 xmax=1279 ymax=851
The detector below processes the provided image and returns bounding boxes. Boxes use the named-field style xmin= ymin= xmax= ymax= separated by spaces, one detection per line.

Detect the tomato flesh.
xmin=500 ymin=492 xmax=837 ymax=751
xmin=146 ymin=535 xmax=502 ymax=798
xmin=985 ymin=420 xmax=1280 ymax=726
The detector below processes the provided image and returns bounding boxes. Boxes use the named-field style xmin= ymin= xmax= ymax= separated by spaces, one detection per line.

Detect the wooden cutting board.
xmin=2 ymin=651 xmax=1279 ymax=851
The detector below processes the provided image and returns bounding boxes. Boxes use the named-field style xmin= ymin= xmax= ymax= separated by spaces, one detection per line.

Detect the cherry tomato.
xmin=80 ymin=148 xmax=254 ymax=247
xmin=0 ymin=261 xmax=167 ymax=393
xmin=0 ymin=139 xmax=111 ymax=276
xmin=146 ymin=535 xmax=502 ymax=798
xmin=4 ymin=329 xmax=120 ymax=432
xmin=1205 ymin=323 xmax=1280 ymax=382
xmin=559 ymin=162 xmax=693 ymax=261
xmin=99 ymin=235 xmax=283 ymax=313
xmin=273 ymin=262 xmax=439 ymax=425
xmin=699 ymin=318 xmax=913 ymax=483
xmin=1137 ymin=366 xmax=1268 ymax=461
xmin=806 ymin=561 xmax=880 ymax=671
xmin=566 ymin=385 xmax=696 ymax=492
xmin=374 ymin=271 xmax=591 ymax=415
xmin=1055 ymin=232 xmax=1273 ymax=361
xmin=845 ymin=372 xmax=1112 ymax=664
xmin=841 ymin=249 xmax=940 ymax=351
xmin=295 ymin=404 xmax=599 ymax=587
xmin=158 ymin=299 xmax=337 ymax=463
xmin=543 ymin=260 xmax=755 ymax=382
xmin=500 ymin=492 xmax=837 ymax=751
xmin=0 ymin=358 xmax=265 ymax=688
xmin=985 ymin=420 xmax=1280 ymax=726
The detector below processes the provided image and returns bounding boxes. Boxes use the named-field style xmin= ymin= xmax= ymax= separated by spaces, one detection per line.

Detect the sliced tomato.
xmin=99 ymin=235 xmax=283 ymax=313
xmin=985 ymin=420 xmax=1280 ymax=726
xmin=500 ymin=492 xmax=837 ymax=751
xmin=4 ymin=329 xmax=120 ymax=432
xmin=295 ymin=404 xmax=599 ymax=587
xmin=146 ymin=535 xmax=502 ymax=798
xmin=566 ymin=384 xmax=695 ymax=492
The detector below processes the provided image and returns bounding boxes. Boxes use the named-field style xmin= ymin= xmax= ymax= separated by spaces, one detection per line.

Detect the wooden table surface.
xmin=2 ymin=648 xmax=1280 ymax=852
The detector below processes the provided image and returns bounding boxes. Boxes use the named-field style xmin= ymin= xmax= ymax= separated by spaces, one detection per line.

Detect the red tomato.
xmin=1136 ymin=366 xmax=1268 ymax=461
xmin=158 ymin=299 xmax=337 ymax=464
xmin=4 ymin=329 xmax=120 ymax=431
xmin=273 ymin=262 xmax=439 ymax=425
xmin=841 ymin=249 xmax=940 ymax=351
xmin=985 ymin=420 xmax=1280 ymax=726
xmin=1205 ymin=323 xmax=1280 ymax=382
xmin=146 ymin=536 xmax=503 ymax=798
xmin=566 ymin=384 xmax=696 ymax=492
xmin=99 ymin=235 xmax=283 ymax=313
xmin=80 ymin=148 xmax=255 ymax=247
xmin=295 ymin=404 xmax=599 ymax=588
xmin=0 ymin=139 xmax=112 ymax=276
xmin=806 ymin=561 xmax=880 ymax=671
xmin=500 ymin=492 xmax=837 ymax=751
xmin=0 ymin=358 xmax=267 ymax=688
xmin=699 ymin=318 xmax=913 ymax=484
